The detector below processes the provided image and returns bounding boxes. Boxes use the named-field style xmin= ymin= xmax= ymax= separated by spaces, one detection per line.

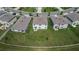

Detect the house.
xmin=65 ymin=12 xmax=79 ymax=27
xmin=0 ymin=10 xmax=6 ymax=16
xmin=0 ymin=13 xmax=16 ymax=29
xmin=76 ymin=7 xmax=79 ymax=13
xmin=7 ymin=9 xmax=21 ymax=16
xmin=11 ymin=15 xmax=31 ymax=33
xmin=33 ymin=16 xmax=48 ymax=31
xmin=63 ymin=8 xmax=77 ymax=15
xmin=3 ymin=7 xmax=21 ymax=15
xmin=3 ymin=7 xmax=13 ymax=12
xmin=50 ymin=15 xmax=70 ymax=30
xmin=50 ymin=11 xmax=61 ymax=16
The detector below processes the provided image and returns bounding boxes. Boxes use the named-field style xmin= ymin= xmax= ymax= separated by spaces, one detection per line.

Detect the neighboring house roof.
xmin=0 ymin=13 xmax=15 ymax=22
xmin=50 ymin=15 xmax=70 ymax=25
xmin=3 ymin=7 xmax=14 ymax=12
xmin=33 ymin=16 xmax=48 ymax=25
xmin=11 ymin=15 xmax=31 ymax=31
xmin=66 ymin=12 xmax=79 ymax=22
xmin=50 ymin=11 xmax=61 ymax=16
xmin=0 ymin=10 xmax=6 ymax=16
xmin=38 ymin=12 xmax=48 ymax=17
xmin=11 ymin=9 xmax=20 ymax=12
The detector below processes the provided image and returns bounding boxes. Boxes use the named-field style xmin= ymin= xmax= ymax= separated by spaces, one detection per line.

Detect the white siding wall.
xmin=11 ymin=29 xmax=25 ymax=33
xmin=53 ymin=24 xmax=68 ymax=31
xmin=0 ymin=20 xmax=7 ymax=24
xmin=33 ymin=24 xmax=47 ymax=31
xmin=5 ymin=23 xmax=10 ymax=27
xmin=11 ymin=29 xmax=19 ymax=32
xmin=0 ymin=20 xmax=8 ymax=29
xmin=53 ymin=24 xmax=59 ymax=31
xmin=59 ymin=24 xmax=68 ymax=29
xmin=72 ymin=21 xmax=79 ymax=27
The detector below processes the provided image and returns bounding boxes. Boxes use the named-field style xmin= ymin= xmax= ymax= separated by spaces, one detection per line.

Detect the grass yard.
xmin=0 ymin=18 xmax=79 ymax=51
xmin=19 ymin=7 xmax=36 ymax=12
xmin=61 ymin=7 xmax=71 ymax=10
xmin=0 ymin=7 xmax=79 ymax=51
xmin=42 ymin=7 xmax=58 ymax=12
xmin=0 ymin=43 xmax=79 ymax=51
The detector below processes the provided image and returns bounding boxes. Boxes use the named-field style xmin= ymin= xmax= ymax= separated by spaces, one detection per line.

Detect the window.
xmin=55 ymin=26 xmax=58 ymax=29
xmin=34 ymin=27 xmax=37 ymax=29
xmin=39 ymin=24 xmax=41 ymax=26
xmin=22 ymin=30 xmax=25 ymax=32
xmin=13 ymin=13 xmax=16 ymax=15
xmin=73 ymin=23 xmax=76 ymax=25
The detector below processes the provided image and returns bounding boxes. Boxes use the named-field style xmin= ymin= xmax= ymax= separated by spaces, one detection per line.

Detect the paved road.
xmin=56 ymin=7 xmax=64 ymax=11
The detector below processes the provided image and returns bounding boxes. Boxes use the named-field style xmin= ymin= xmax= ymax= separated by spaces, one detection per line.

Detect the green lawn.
xmin=0 ymin=7 xmax=79 ymax=51
xmin=42 ymin=7 xmax=58 ymax=12
xmin=0 ymin=18 xmax=79 ymax=51
xmin=61 ymin=7 xmax=71 ymax=10
xmin=19 ymin=7 xmax=36 ymax=12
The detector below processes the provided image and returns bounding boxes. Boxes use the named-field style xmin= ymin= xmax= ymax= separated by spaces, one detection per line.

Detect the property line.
xmin=0 ymin=41 xmax=79 ymax=48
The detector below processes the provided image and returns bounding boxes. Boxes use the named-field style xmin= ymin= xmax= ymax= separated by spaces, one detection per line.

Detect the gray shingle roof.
xmin=33 ymin=16 xmax=48 ymax=25
xmin=50 ymin=11 xmax=61 ymax=16
xmin=0 ymin=10 xmax=6 ymax=16
xmin=0 ymin=13 xmax=15 ymax=22
xmin=50 ymin=15 xmax=70 ymax=25
xmin=11 ymin=15 xmax=31 ymax=31
xmin=66 ymin=12 xmax=79 ymax=22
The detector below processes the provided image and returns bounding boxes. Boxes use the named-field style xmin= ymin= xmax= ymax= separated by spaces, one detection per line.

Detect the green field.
xmin=19 ymin=7 xmax=58 ymax=13
xmin=61 ymin=7 xmax=71 ymax=10
xmin=0 ymin=18 xmax=79 ymax=51
xmin=42 ymin=7 xmax=58 ymax=12
xmin=19 ymin=7 xmax=36 ymax=12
